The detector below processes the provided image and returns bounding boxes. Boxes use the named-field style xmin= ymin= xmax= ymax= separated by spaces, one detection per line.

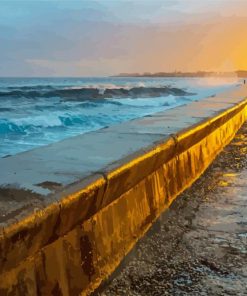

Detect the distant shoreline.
xmin=112 ymin=71 xmax=247 ymax=78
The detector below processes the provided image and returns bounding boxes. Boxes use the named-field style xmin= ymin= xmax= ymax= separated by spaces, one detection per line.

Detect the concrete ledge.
xmin=0 ymin=86 xmax=247 ymax=295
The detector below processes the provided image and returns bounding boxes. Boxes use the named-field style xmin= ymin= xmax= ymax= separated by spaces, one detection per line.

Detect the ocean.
xmin=0 ymin=77 xmax=240 ymax=158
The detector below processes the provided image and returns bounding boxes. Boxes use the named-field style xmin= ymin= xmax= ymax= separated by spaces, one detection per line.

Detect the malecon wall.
xmin=0 ymin=86 xmax=247 ymax=295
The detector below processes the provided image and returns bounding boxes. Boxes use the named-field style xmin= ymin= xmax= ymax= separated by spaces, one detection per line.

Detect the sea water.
xmin=0 ymin=77 xmax=239 ymax=157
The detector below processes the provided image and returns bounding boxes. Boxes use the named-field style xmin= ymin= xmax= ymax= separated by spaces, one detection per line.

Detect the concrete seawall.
xmin=0 ymin=85 xmax=247 ymax=295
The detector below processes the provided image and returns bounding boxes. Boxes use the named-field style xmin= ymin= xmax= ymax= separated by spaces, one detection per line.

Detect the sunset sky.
xmin=1 ymin=0 xmax=247 ymax=76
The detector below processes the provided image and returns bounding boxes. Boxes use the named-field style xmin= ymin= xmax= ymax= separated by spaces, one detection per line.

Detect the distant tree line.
xmin=113 ymin=70 xmax=247 ymax=78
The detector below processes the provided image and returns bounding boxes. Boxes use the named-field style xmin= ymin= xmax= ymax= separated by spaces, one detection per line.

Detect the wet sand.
xmin=99 ymin=122 xmax=247 ymax=296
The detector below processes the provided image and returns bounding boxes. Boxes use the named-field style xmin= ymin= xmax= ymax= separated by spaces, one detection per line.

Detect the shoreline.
xmin=0 ymin=85 xmax=247 ymax=295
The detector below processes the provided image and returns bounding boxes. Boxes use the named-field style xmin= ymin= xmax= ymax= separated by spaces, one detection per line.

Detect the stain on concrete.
xmin=80 ymin=235 xmax=95 ymax=281
xmin=36 ymin=181 xmax=62 ymax=191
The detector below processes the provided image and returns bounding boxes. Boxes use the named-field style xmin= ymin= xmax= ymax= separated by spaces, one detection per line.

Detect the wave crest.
xmin=0 ymin=86 xmax=192 ymax=100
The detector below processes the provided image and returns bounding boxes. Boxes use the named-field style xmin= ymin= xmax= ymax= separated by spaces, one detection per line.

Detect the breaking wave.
xmin=0 ymin=86 xmax=191 ymax=100
xmin=0 ymin=76 xmax=238 ymax=157
xmin=0 ymin=95 xmax=183 ymax=135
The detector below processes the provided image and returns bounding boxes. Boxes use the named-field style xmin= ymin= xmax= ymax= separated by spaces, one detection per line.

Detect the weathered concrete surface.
xmin=0 ymin=132 xmax=166 ymax=227
xmin=99 ymin=121 xmax=247 ymax=296
xmin=0 ymin=85 xmax=247 ymax=295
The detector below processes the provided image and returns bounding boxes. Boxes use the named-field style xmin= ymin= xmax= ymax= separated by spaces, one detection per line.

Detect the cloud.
xmin=26 ymin=57 xmax=134 ymax=76
xmin=0 ymin=0 xmax=247 ymax=76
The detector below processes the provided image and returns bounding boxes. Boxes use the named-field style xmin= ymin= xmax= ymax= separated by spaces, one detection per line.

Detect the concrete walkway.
xmin=100 ymin=122 xmax=247 ymax=295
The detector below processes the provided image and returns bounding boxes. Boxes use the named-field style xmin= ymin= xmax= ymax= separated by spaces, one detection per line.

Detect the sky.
xmin=0 ymin=0 xmax=247 ymax=76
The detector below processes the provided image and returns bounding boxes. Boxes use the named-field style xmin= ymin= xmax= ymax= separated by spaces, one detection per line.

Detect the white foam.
xmin=11 ymin=114 xmax=62 ymax=127
xmin=110 ymin=95 xmax=177 ymax=108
